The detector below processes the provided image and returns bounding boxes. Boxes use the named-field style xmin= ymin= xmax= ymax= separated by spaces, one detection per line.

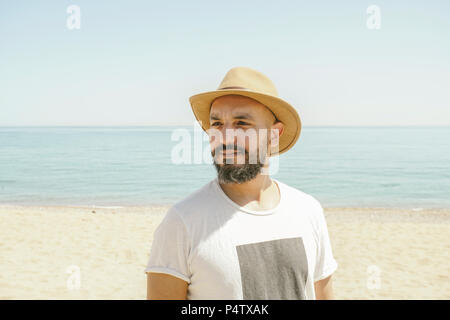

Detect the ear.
xmin=269 ymin=121 xmax=284 ymax=153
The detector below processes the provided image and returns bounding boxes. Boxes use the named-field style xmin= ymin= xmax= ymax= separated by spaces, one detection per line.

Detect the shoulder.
xmin=157 ymin=179 xmax=216 ymax=235
xmin=277 ymin=179 xmax=322 ymax=211
xmin=170 ymin=178 xmax=218 ymax=221
xmin=277 ymin=179 xmax=324 ymax=225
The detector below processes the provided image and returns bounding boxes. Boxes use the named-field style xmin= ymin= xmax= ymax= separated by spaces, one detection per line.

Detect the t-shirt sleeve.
xmin=311 ymin=198 xmax=338 ymax=282
xmin=144 ymin=206 xmax=191 ymax=283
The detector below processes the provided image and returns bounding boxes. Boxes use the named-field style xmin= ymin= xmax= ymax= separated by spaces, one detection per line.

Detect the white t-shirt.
xmin=144 ymin=177 xmax=338 ymax=300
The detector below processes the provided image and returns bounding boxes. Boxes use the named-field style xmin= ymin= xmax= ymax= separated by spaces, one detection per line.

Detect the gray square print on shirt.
xmin=235 ymin=237 xmax=308 ymax=300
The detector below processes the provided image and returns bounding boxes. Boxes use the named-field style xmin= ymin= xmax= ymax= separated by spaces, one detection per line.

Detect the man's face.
xmin=207 ymin=94 xmax=283 ymax=184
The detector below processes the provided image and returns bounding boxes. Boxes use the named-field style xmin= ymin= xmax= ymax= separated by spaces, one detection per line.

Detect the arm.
xmin=314 ymin=274 xmax=334 ymax=300
xmin=147 ymin=272 xmax=188 ymax=300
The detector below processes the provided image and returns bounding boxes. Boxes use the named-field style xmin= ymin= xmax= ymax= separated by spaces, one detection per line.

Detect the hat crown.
xmin=217 ymin=66 xmax=279 ymax=97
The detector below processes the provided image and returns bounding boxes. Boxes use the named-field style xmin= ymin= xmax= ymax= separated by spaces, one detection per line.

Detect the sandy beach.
xmin=0 ymin=204 xmax=448 ymax=300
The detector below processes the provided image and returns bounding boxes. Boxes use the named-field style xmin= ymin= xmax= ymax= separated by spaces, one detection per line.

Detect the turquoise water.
xmin=0 ymin=126 xmax=449 ymax=208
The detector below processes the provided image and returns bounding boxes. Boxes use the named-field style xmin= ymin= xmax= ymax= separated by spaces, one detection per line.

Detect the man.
xmin=145 ymin=66 xmax=338 ymax=300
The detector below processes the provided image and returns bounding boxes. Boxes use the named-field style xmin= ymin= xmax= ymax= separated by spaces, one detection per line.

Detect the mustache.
xmin=213 ymin=145 xmax=247 ymax=155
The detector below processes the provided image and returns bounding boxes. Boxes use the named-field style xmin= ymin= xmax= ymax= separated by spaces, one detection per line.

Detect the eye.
xmin=237 ymin=121 xmax=249 ymax=125
xmin=211 ymin=122 xmax=220 ymax=127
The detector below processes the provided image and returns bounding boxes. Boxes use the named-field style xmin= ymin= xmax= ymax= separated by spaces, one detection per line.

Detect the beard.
xmin=212 ymin=145 xmax=268 ymax=184
xmin=214 ymin=162 xmax=264 ymax=184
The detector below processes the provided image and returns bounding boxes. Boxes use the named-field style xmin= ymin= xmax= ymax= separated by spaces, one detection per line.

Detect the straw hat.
xmin=188 ymin=66 xmax=301 ymax=156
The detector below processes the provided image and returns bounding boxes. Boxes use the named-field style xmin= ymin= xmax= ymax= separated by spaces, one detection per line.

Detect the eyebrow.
xmin=210 ymin=113 xmax=254 ymax=121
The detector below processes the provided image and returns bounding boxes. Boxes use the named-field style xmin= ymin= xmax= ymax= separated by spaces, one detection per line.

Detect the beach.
xmin=0 ymin=204 xmax=449 ymax=300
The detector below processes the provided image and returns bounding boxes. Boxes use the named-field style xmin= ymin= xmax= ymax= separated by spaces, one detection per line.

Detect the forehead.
xmin=209 ymin=95 xmax=270 ymax=120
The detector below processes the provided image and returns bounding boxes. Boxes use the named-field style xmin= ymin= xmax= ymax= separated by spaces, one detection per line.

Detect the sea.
xmin=0 ymin=126 xmax=449 ymax=209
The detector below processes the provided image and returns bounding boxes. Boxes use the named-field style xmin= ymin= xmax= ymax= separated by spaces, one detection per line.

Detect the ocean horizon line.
xmin=1 ymin=124 xmax=450 ymax=128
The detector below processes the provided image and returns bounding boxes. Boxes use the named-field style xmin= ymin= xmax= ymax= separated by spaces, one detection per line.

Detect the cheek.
xmin=208 ymin=143 xmax=218 ymax=157
xmin=260 ymin=135 xmax=269 ymax=151
xmin=209 ymin=134 xmax=221 ymax=149
xmin=243 ymin=130 xmax=268 ymax=152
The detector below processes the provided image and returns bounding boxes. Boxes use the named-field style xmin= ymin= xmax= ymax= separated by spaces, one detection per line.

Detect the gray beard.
xmin=214 ymin=162 xmax=264 ymax=184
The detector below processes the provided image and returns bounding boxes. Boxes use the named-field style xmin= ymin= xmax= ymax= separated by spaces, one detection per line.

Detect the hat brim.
xmin=189 ymin=88 xmax=301 ymax=156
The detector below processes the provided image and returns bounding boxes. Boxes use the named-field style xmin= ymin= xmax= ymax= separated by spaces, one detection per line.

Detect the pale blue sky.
xmin=1 ymin=0 xmax=449 ymax=126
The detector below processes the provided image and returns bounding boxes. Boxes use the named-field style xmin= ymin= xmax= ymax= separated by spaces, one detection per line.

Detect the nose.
xmin=221 ymin=126 xmax=238 ymax=147
xmin=208 ymin=123 xmax=247 ymax=154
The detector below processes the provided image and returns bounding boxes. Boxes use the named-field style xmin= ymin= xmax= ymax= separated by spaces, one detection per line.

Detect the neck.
xmin=218 ymin=169 xmax=280 ymax=211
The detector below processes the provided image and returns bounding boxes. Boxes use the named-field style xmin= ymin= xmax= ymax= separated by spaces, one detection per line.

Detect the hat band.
xmin=218 ymin=86 xmax=250 ymax=90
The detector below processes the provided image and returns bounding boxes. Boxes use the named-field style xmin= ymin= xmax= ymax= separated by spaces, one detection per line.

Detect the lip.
xmin=221 ymin=151 xmax=243 ymax=155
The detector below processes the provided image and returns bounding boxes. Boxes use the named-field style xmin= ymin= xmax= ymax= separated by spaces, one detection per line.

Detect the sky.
xmin=1 ymin=0 xmax=449 ymax=126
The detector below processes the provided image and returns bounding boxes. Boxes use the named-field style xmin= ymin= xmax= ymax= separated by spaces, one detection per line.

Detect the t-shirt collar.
xmin=212 ymin=176 xmax=283 ymax=216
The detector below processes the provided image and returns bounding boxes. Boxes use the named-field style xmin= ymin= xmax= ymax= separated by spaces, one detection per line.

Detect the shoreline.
xmin=2 ymin=203 xmax=450 ymax=210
